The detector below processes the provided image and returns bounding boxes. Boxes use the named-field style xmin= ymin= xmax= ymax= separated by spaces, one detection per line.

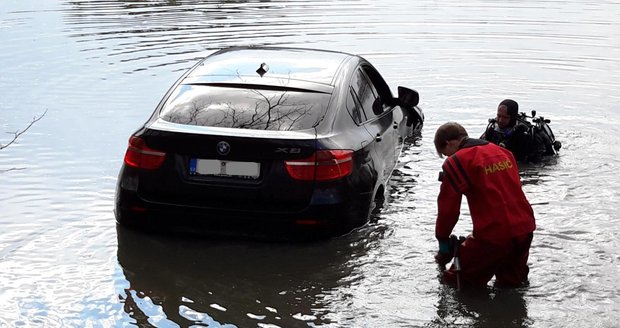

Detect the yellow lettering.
xmin=485 ymin=165 xmax=493 ymax=175
xmin=484 ymin=159 xmax=514 ymax=175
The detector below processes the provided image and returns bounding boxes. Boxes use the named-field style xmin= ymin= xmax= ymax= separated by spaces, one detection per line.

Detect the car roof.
xmin=183 ymin=46 xmax=357 ymax=93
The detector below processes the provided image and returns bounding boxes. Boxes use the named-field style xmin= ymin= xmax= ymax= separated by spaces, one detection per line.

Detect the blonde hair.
xmin=434 ymin=122 xmax=469 ymax=156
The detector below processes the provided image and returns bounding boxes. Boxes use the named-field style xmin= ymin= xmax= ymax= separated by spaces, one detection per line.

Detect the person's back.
xmin=440 ymin=138 xmax=535 ymax=245
xmin=434 ymin=122 xmax=536 ymax=288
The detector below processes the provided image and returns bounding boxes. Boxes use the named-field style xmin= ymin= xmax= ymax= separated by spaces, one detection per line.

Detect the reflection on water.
xmin=1 ymin=0 xmax=620 ymax=327
xmin=429 ymin=285 xmax=531 ymax=328
xmin=116 ymin=224 xmax=380 ymax=327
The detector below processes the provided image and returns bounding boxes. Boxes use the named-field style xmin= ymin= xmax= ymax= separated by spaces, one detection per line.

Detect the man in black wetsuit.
xmin=481 ymin=99 xmax=546 ymax=163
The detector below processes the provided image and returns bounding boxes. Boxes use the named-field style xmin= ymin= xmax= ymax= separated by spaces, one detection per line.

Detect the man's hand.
xmin=434 ymin=251 xmax=453 ymax=266
xmin=434 ymin=238 xmax=453 ymax=266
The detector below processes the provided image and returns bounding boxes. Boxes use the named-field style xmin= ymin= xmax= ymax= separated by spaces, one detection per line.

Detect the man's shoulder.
xmin=457 ymin=139 xmax=514 ymax=158
xmin=461 ymin=138 xmax=489 ymax=149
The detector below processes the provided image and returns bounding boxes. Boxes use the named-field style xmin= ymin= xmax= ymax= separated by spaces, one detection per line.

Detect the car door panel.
xmin=351 ymin=68 xmax=397 ymax=184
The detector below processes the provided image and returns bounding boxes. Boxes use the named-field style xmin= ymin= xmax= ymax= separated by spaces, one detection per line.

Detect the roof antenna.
xmin=256 ymin=63 xmax=269 ymax=77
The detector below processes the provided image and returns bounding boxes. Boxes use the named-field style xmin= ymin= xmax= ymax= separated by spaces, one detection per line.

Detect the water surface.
xmin=1 ymin=0 xmax=619 ymax=327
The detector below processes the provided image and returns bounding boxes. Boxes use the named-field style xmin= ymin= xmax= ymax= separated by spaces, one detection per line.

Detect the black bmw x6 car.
xmin=115 ymin=46 xmax=423 ymax=240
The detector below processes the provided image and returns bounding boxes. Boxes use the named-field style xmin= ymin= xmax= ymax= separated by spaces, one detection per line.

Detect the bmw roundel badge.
xmin=216 ymin=141 xmax=231 ymax=156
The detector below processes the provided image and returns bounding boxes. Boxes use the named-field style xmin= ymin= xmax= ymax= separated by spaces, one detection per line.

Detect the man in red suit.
xmin=433 ymin=122 xmax=536 ymax=288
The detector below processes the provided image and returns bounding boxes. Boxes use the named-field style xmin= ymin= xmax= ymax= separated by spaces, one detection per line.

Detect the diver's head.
xmin=496 ymin=99 xmax=519 ymax=129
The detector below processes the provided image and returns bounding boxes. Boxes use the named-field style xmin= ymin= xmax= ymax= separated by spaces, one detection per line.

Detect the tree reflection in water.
xmin=116 ymin=225 xmax=378 ymax=327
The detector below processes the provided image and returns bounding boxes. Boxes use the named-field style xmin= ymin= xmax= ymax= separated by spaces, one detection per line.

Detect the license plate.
xmin=189 ymin=158 xmax=260 ymax=179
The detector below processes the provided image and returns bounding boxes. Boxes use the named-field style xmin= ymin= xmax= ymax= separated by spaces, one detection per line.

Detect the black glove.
xmin=435 ymin=251 xmax=453 ymax=266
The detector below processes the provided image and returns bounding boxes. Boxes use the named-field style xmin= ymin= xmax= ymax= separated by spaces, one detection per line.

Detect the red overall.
xmin=436 ymin=138 xmax=536 ymax=287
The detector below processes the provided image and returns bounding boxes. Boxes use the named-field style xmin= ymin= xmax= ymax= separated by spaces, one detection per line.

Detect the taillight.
xmin=285 ymin=150 xmax=353 ymax=181
xmin=123 ymin=136 xmax=166 ymax=170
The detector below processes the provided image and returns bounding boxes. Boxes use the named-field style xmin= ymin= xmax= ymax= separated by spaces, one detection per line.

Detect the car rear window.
xmin=159 ymin=84 xmax=331 ymax=131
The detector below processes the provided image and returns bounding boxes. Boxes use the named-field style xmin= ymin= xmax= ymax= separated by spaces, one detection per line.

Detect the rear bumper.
xmin=115 ymin=188 xmax=373 ymax=240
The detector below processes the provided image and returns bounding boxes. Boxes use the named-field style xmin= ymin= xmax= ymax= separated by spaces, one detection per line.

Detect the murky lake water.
xmin=1 ymin=0 xmax=619 ymax=327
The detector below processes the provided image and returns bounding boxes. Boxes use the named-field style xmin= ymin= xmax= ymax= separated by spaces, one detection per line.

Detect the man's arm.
xmin=435 ymin=180 xmax=462 ymax=242
xmin=434 ymin=180 xmax=462 ymax=265
xmin=526 ymin=131 xmax=547 ymax=163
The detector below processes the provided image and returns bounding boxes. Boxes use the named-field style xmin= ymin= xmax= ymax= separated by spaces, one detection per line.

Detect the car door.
xmin=350 ymin=67 xmax=398 ymax=184
xmin=360 ymin=65 xmax=405 ymax=163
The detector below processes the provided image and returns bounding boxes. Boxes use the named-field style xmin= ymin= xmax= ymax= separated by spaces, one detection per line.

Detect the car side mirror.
xmin=397 ymin=87 xmax=419 ymax=108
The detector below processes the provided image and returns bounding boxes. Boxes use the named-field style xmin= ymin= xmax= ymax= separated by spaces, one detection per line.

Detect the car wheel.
xmin=371 ymin=185 xmax=386 ymax=215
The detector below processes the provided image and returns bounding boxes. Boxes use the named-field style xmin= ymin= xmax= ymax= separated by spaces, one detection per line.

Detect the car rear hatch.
xmin=134 ymin=124 xmax=318 ymax=213
xmin=128 ymin=52 xmax=343 ymax=214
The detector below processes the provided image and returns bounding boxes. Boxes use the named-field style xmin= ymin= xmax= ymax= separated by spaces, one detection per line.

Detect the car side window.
xmin=351 ymin=68 xmax=381 ymax=122
xmin=372 ymin=97 xmax=384 ymax=116
xmin=361 ymin=65 xmax=394 ymax=108
xmin=346 ymin=88 xmax=366 ymax=125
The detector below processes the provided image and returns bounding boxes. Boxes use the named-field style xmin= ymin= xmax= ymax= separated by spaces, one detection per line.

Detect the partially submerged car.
xmin=115 ymin=46 xmax=423 ymax=240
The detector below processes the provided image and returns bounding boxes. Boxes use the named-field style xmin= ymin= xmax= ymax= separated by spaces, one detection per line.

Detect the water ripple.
xmin=2 ymin=0 xmax=620 ymax=326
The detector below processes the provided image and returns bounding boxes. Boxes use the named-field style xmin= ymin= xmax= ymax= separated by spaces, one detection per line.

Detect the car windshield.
xmin=159 ymin=84 xmax=331 ymax=131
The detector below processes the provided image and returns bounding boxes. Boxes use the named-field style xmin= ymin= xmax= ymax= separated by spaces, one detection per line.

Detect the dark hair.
xmin=499 ymin=99 xmax=519 ymax=126
xmin=434 ymin=122 xmax=469 ymax=157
